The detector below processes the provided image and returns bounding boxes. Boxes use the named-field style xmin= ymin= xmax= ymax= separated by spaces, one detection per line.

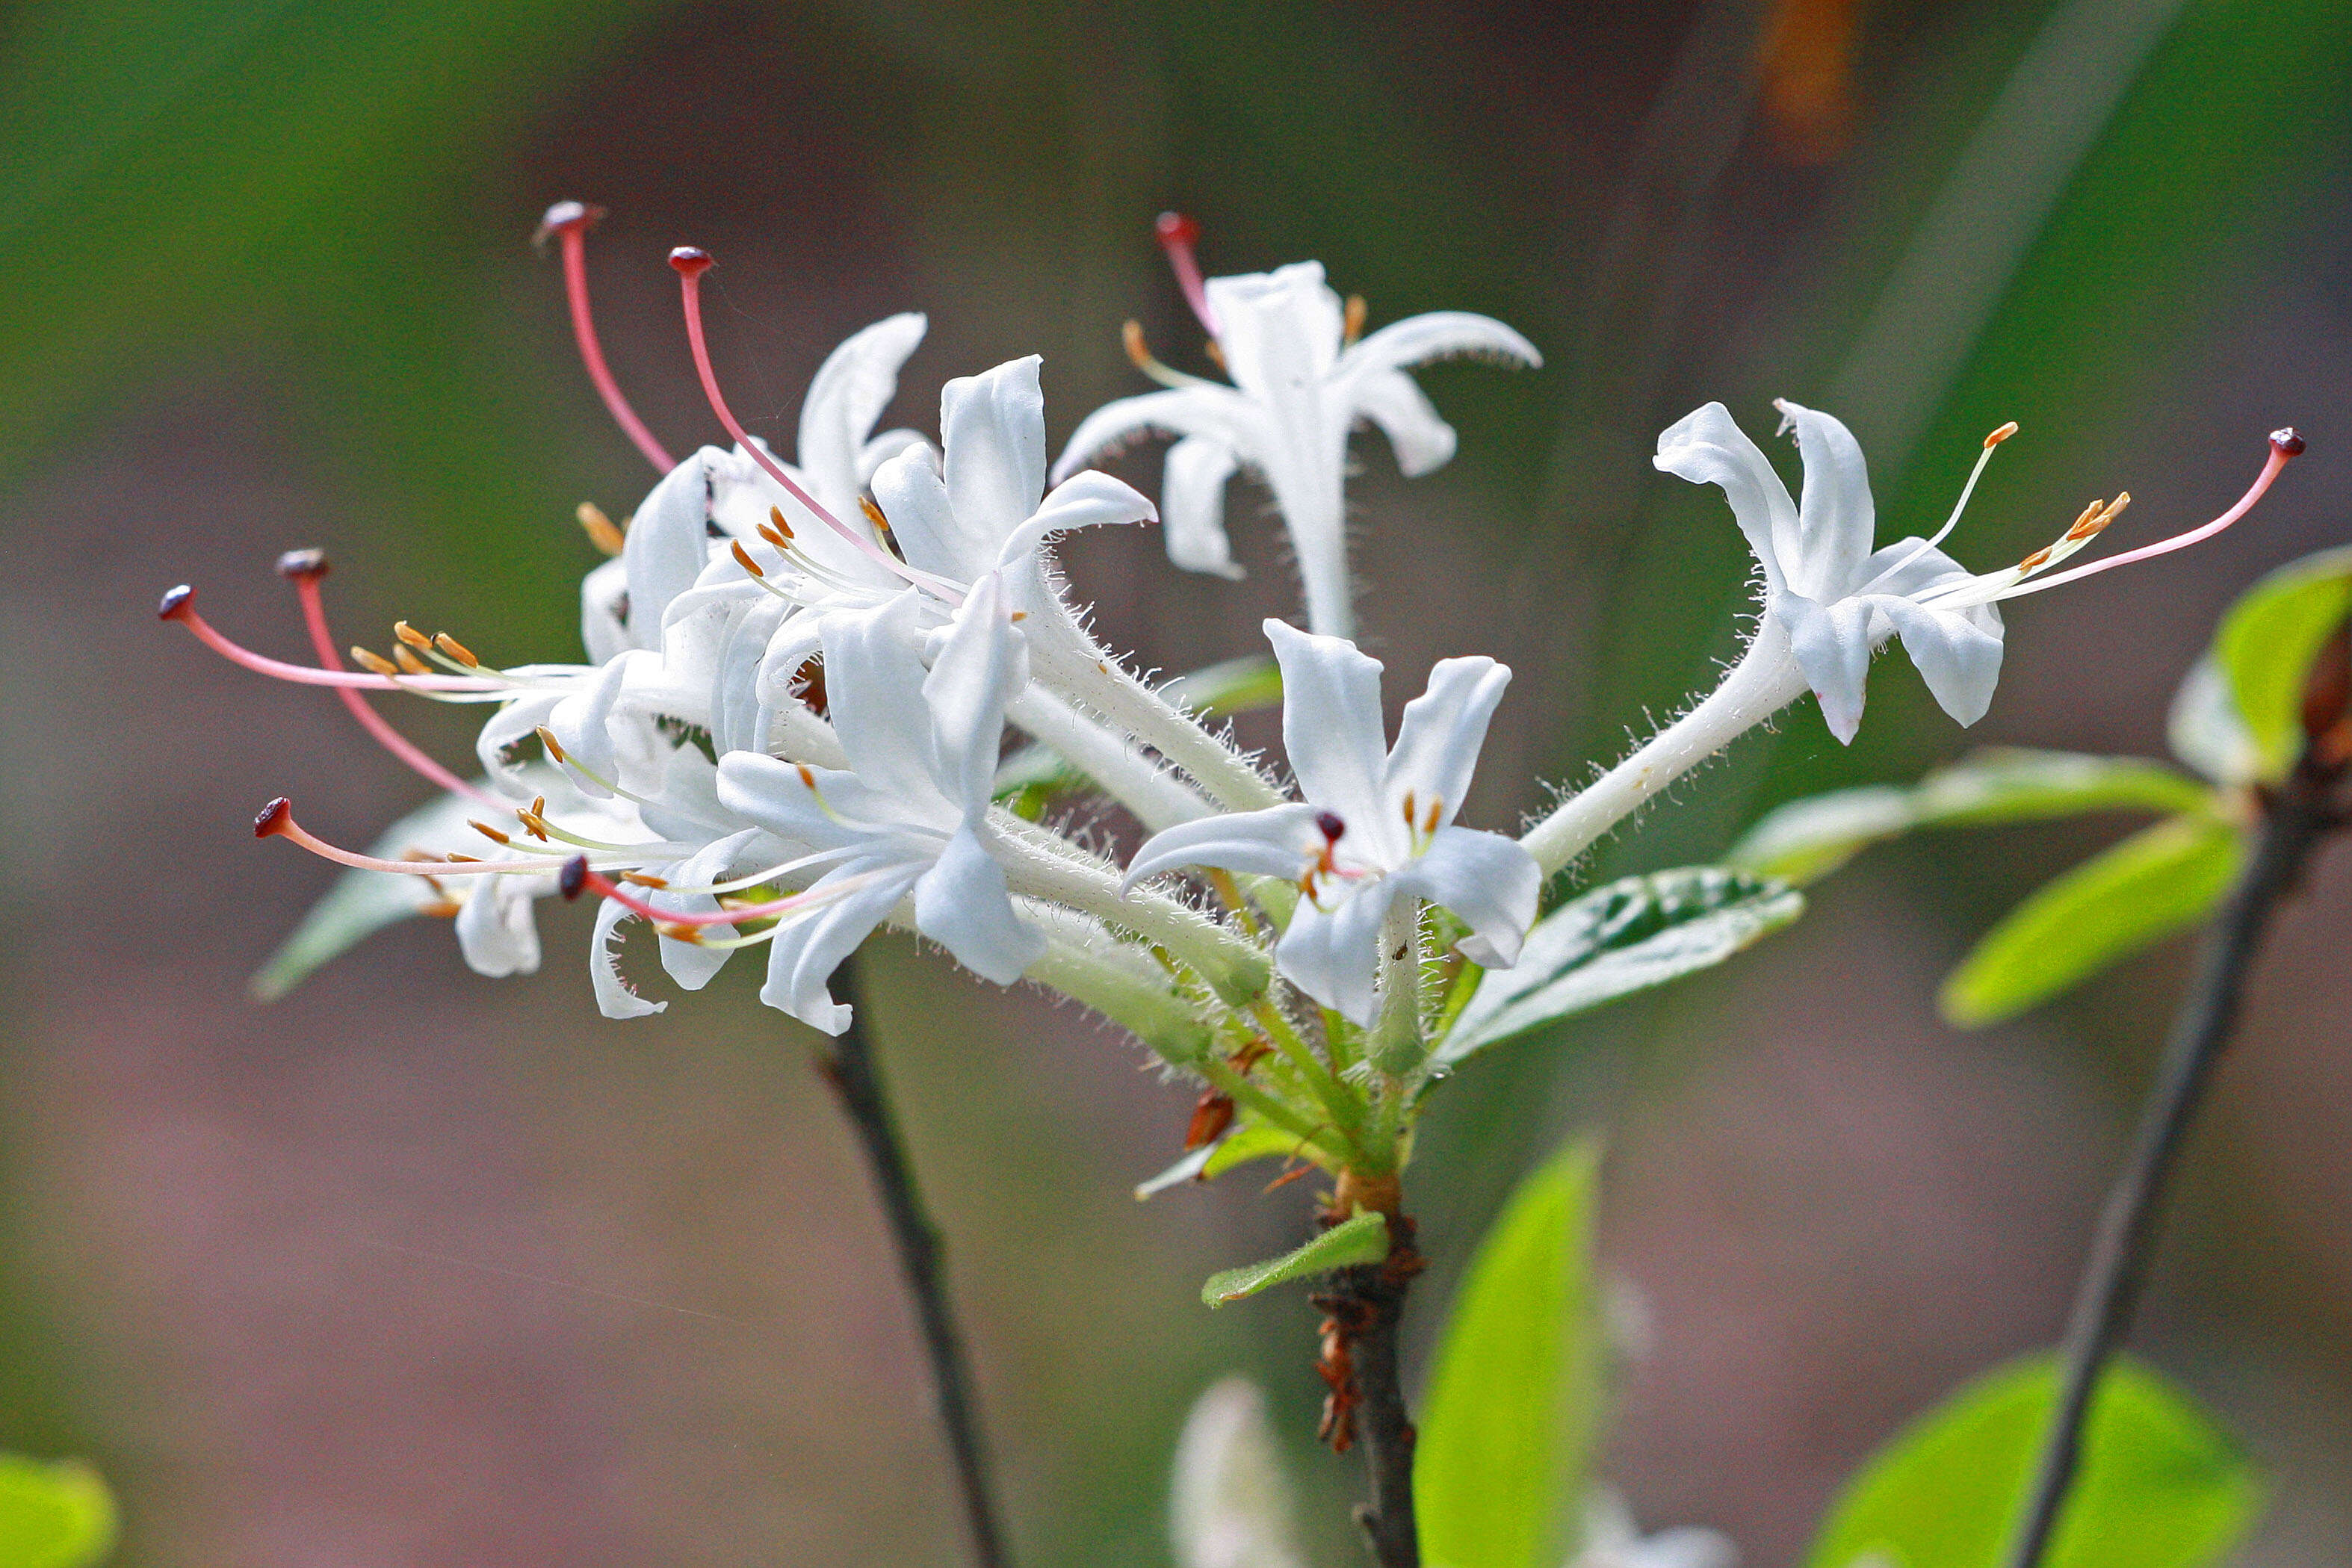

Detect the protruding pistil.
xmin=539 ymin=199 xmax=675 ymax=474
xmin=1153 ymin=211 xmax=1220 ymax=338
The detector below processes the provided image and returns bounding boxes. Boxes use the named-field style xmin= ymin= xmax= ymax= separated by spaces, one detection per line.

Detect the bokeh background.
xmin=2 ymin=0 xmax=2350 ymax=1563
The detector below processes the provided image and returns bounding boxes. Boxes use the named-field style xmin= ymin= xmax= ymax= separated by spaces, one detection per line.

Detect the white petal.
xmin=1776 ymin=593 xmax=1878 ymax=746
xmin=476 ymin=691 xmax=566 ymax=798
xmin=1275 ymin=874 xmax=1398 ymax=1026
xmin=922 ymin=573 xmax=1030 ymax=813
xmin=621 ymin=447 xmax=723 ymax=635
xmin=1123 ymin=803 xmax=1325 ymax=889
xmin=941 ymin=356 xmax=1047 ymax=548
xmin=1336 ymin=309 xmax=1542 ymax=380
xmin=1774 ymin=399 xmax=1877 ymax=599
xmin=546 ymin=656 xmax=634 ymax=799
xmin=1653 ymin=403 xmax=1798 ymax=592
xmin=856 ymin=427 xmax=929 ymax=486
xmin=871 ymin=442 xmax=982 ymax=583
xmin=588 ymin=898 xmax=666 ymax=1018
xmin=652 ymin=828 xmax=764 ymax=991
xmin=1266 ymin=619 xmax=1389 ymax=825
xmin=1383 ymin=655 xmax=1511 ymax=832
xmin=821 ymin=589 xmax=957 ymax=808
xmin=1169 ymin=1378 xmax=1307 ymax=1568
xmin=454 ymin=867 xmax=542 ymax=978
xmin=758 ymin=862 xmax=920 ymax=1034
xmin=914 ymin=828 xmax=1046 ymax=985
xmin=579 ymin=557 xmax=636 ymax=663
xmin=1390 ymin=827 xmax=1540 ymax=969
xmin=717 ymin=751 xmax=941 ymax=849
xmin=1348 ymin=368 xmax=1456 ymax=477
xmin=1050 ymin=387 xmax=1254 ymax=483
xmin=1204 ymin=262 xmax=1345 ymax=393
xmin=1872 ymin=595 xmax=2005 ymax=729
xmin=796 ymin=313 xmax=926 ymax=509
xmin=995 ymin=469 xmax=1158 ymax=568
xmin=1160 ymin=436 xmax=1245 ymax=579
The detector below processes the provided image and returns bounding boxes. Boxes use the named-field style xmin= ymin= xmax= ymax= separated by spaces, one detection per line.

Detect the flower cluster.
xmin=167 ymin=202 xmax=2298 ymax=1189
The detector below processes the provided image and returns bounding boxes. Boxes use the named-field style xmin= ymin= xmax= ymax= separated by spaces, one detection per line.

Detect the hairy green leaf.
xmin=1133 ymin=1121 xmax=1307 ymax=1200
xmin=1807 ymin=1355 xmax=2260 ymax=1568
xmin=1201 ymin=1211 xmax=1388 ymax=1308
xmin=0 ymin=1454 xmax=115 ymax=1568
xmin=2212 ymin=544 xmax=2352 ymax=780
xmin=1941 ymin=813 xmax=2241 ymax=1027
xmin=1417 ymin=1139 xmax=1602 ymax=1568
xmin=1730 ymin=752 xmax=2214 ymax=887
xmin=1435 ymin=870 xmax=1804 ymax=1067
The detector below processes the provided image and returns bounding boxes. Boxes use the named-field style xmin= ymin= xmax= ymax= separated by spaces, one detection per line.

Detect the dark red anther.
xmin=558 ymin=854 xmax=590 ymax=900
xmin=274 ymin=548 xmax=329 ymax=580
xmin=253 ymin=797 xmax=292 ymax=837
xmin=1154 ymin=211 xmax=1201 ymax=248
xmin=533 ymin=199 xmax=603 ymax=251
xmin=667 ymin=247 xmax=714 ymax=279
xmin=2271 ymin=428 xmax=2306 ymax=457
xmin=157 ymin=583 xmax=194 ymax=620
xmin=1314 ymin=810 xmax=1346 ymax=841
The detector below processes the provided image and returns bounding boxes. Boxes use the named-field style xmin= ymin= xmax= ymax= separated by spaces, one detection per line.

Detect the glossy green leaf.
xmin=1941 ymin=813 xmax=2241 ymax=1027
xmin=1417 ymin=1139 xmax=1602 ymax=1568
xmin=1201 ymin=1210 xmax=1388 ymax=1309
xmin=1730 ymin=752 xmax=2214 ymax=887
xmin=0 ymin=1454 xmax=116 ymax=1568
xmin=250 ymin=783 xmax=496 ymax=1000
xmin=1435 ymin=869 xmax=1804 ymax=1067
xmin=1807 ymin=1355 xmax=2260 ymax=1568
xmin=2212 ymin=544 xmax=2352 ymax=779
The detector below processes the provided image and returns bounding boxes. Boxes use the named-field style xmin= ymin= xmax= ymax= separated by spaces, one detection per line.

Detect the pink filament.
xmin=168 ymin=597 xmax=498 ymax=692
xmin=557 ymin=219 xmax=675 ymax=474
xmin=578 ymin=865 xmax=834 ymax=927
xmin=2004 ymin=440 xmax=2297 ymax=600
xmin=669 ymin=256 xmax=965 ymax=604
xmin=1154 ymin=212 xmax=1221 ymax=338
xmin=262 ymin=805 xmax=539 ymax=876
xmin=289 ymin=574 xmax=501 ymax=805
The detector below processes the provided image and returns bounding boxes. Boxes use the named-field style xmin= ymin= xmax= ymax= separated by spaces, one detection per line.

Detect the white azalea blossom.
xmin=1125 ymin=619 xmax=1540 ymax=1028
xmin=1053 ymin=260 xmax=1540 ymax=638
xmin=1567 ymin=1491 xmax=1738 ymax=1568
xmin=714 ymin=573 xmax=1047 ymax=1033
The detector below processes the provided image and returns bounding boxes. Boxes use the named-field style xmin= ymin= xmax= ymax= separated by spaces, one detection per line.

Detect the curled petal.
xmin=589 ymin=897 xmax=665 ymax=1019
xmin=923 ymin=572 xmax=1030 ymax=813
xmin=1390 ymin=827 xmax=1540 ymax=970
xmin=1337 ymin=309 xmax=1543 ymax=381
xmin=758 ymin=862 xmax=919 ymax=1034
xmin=1349 ymin=368 xmax=1457 ymax=477
xmin=1777 ymin=592 xmax=1878 ymax=746
xmin=1266 ymin=619 xmax=1389 ymax=826
xmin=620 ymin=447 xmax=722 ymax=635
xmin=996 ymin=469 xmax=1158 ymax=568
xmin=1872 ymin=595 xmax=2005 ymax=729
xmin=652 ymin=828 xmax=763 ymax=991
xmin=1775 ymin=399 xmax=1877 ymax=599
xmin=1384 ymin=655 xmax=1511 ymax=834
xmin=1160 ymin=436 xmax=1245 ymax=580
xmin=1275 ymin=873 xmax=1399 ymax=1027
xmin=454 ymin=864 xmax=542 ymax=978
xmin=915 ymin=828 xmax=1046 ymax=985
xmin=1655 ymin=403 xmax=1798 ymax=594
xmin=941 ymin=356 xmax=1048 ymax=546
xmin=1050 ymin=386 xmax=1254 ymax=484
xmin=1206 ymin=262 xmax=1347 ymax=393
xmin=797 ymin=312 xmax=926 ymax=507
xmin=579 ymin=556 xmax=635 ymax=663
xmin=1123 ymin=802 xmax=1325 ymax=890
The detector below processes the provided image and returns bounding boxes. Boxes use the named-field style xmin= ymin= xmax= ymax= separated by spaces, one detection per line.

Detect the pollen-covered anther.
xmin=393 ymin=645 xmax=432 ymax=676
xmin=392 ymin=621 xmax=430 ymax=651
xmin=857 ymin=495 xmax=893 ymax=537
xmin=731 ymin=539 xmax=766 ymax=578
xmin=1984 ymin=421 xmax=2020 ymax=449
xmin=796 ymin=763 xmax=816 ymax=788
xmin=2070 ymin=493 xmax=2129 ymax=542
xmin=517 ymin=808 xmax=551 ymax=843
xmin=620 ymin=871 xmax=669 ymax=889
xmin=468 ymin=819 xmax=511 ymax=845
xmin=767 ymin=505 xmax=794 ymax=542
xmin=420 ymin=899 xmax=463 ymax=919
xmin=1343 ymin=295 xmax=1368 ymax=347
xmin=536 ymin=726 xmax=568 ymax=763
xmin=434 ymin=632 xmax=480 ymax=669
xmin=275 ymin=548 xmax=329 ymax=580
xmin=576 ymin=502 xmax=626 ymax=556
xmin=659 ymin=923 xmax=704 ymax=943
xmin=1422 ymin=798 xmax=1441 ymax=836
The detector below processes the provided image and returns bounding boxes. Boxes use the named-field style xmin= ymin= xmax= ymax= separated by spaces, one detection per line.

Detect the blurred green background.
xmin=3 ymin=0 xmax=2350 ymax=1562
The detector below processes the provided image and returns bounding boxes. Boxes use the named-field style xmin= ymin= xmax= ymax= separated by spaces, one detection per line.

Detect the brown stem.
xmin=1315 ymin=1206 xmax=1427 ymax=1568
xmin=2002 ymin=745 xmax=2344 ymax=1568
xmin=814 ymin=956 xmax=1013 ymax=1568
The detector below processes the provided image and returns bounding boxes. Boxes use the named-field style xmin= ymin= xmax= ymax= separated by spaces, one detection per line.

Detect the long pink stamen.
xmin=255 ymin=797 xmax=541 ymax=875
xmin=2000 ymin=430 xmax=2303 ymax=600
xmin=1154 ymin=211 xmax=1220 ymax=338
xmin=277 ymin=552 xmax=499 ymax=805
xmin=667 ymin=248 xmax=965 ymax=605
xmin=160 ymin=585 xmax=499 ymax=692
xmin=539 ymin=202 xmax=675 ymax=474
xmin=563 ymin=858 xmax=841 ymax=927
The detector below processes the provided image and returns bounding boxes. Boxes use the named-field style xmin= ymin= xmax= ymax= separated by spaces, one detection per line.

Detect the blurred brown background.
xmin=1 ymin=0 xmax=2349 ymax=1563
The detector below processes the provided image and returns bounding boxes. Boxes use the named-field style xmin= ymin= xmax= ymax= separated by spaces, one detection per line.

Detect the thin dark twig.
xmin=815 ymin=956 xmax=1012 ymax=1568
xmin=2003 ymin=743 xmax=2345 ymax=1568
xmin=1315 ymin=1206 xmax=1426 ymax=1568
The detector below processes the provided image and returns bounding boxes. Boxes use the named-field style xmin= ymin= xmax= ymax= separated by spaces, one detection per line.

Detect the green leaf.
xmin=1200 ymin=1211 xmax=1389 ymax=1308
xmin=1730 ymin=752 xmax=2215 ymax=887
xmin=250 ymin=783 xmax=498 ymax=1000
xmin=1435 ymin=869 xmax=1804 ymax=1067
xmin=1941 ymin=813 xmax=2242 ymax=1028
xmin=0 ymin=1454 xmax=116 ymax=1568
xmin=1806 ymin=1355 xmax=2261 ymax=1568
xmin=1133 ymin=1121 xmax=1308 ymax=1200
xmin=2212 ymin=544 xmax=2352 ymax=780
xmin=1417 ymin=1139 xmax=1603 ymax=1568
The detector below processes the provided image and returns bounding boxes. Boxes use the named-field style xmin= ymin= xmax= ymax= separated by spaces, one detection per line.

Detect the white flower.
xmin=1169 ymin=1379 xmax=1306 ymax=1568
xmin=1052 ymin=259 xmax=1540 ymax=638
xmin=1124 ymin=619 xmax=1540 ymax=1026
xmin=1567 ymin=1491 xmax=1737 ymax=1568
xmin=714 ymin=572 xmax=1047 ymax=1033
